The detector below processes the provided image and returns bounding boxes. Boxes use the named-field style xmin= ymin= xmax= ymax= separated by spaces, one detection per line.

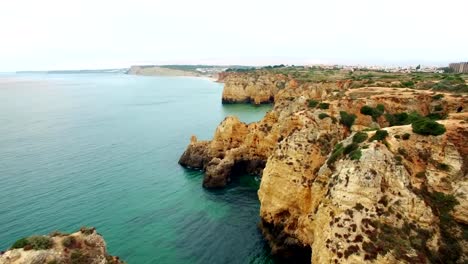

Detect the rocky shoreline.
xmin=0 ymin=227 xmax=124 ymax=264
xmin=179 ymin=70 xmax=468 ymax=263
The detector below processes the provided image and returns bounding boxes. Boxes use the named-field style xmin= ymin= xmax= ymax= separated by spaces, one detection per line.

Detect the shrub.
xmin=397 ymin=147 xmax=407 ymax=156
xmin=402 ymin=133 xmax=410 ymax=140
xmin=11 ymin=238 xmax=29 ymax=249
xmin=71 ymin=250 xmax=91 ymax=264
xmin=11 ymin=236 xmax=53 ymax=250
xmin=353 ymin=132 xmax=368 ymax=143
xmin=412 ymin=119 xmax=446 ymax=136
xmin=328 ymin=143 xmax=344 ymax=166
xmin=434 ymin=105 xmax=443 ymax=112
xmin=308 ymin=99 xmax=319 ymax=108
xmin=426 ymin=113 xmax=447 ymax=120
xmin=318 ymin=113 xmax=330 ymax=119
xmin=369 ymin=130 xmax=388 ymax=141
xmin=401 ymin=80 xmax=415 ymax=87
xmin=349 ymin=149 xmax=362 ymax=160
xmin=376 ymin=104 xmax=385 ymax=113
xmin=27 ymin=236 xmax=53 ymax=250
xmin=360 ymin=105 xmax=374 ymax=116
xmin=360 ymin=105 xmax=385 ymax=121
xmin=318 ymin=102 xmax=330 ymax=109
xmin=62 ymin=236 xmax=77 ymax=248
xmin=433 ymin=94 xmax=444 ymax=100
xmin=385 ymin=112 xmax=414 ymax=126
xmin=395 ymin=155 xmax=403 ymax=165
xmin=339 ymin=111 xmax=356 ymax=129
xmin=344 ymin=143 xmax=359 ymax=155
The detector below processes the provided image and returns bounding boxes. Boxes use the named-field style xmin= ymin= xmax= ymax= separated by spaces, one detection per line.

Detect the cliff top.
xmin=0 ymin=227 xmax=124 ymax=264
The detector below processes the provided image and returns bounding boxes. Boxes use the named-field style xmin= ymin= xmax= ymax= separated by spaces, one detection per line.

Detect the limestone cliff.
xmin=220 ymin=71 xmax=352 ymax=104
xmin=0 ymin=227 xmax=124 ymax=264
xmin=179 ymin=70 xmax=468 ymax=263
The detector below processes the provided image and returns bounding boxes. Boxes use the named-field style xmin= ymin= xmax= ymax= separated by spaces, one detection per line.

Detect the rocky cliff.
xmin=219 ymin=71 xmax=353 ymax=104
xmin=0 ymin=227 xmax=124 ymax=264
xmin=180 ymin=71 xmax=468 ymax=263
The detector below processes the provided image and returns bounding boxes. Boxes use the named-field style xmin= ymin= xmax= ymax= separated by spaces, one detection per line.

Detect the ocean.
xmin=0 ymin=73 xmax=275 ymax=263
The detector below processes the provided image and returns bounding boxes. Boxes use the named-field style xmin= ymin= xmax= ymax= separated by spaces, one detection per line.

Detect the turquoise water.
xmin=0 ymin=74 xmax=274 ymax=263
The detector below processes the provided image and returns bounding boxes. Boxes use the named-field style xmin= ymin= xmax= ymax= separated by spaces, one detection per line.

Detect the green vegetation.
xmin=432 ymin=94 xmax=444 ymax=100
xmin=327 ymin=143 xmax=344 ymax=166
xmin=384 ymin=111 xmax=423 ymax=126
xmin=71 ymin=250 xmax=91 ymax=264
xmin=426 ymin=112 xmax=447 ymax=120
xmin=225 ymin=67 xmax=256 ymax=72
xmin=223 ymin=66 xmax=468 ymax=93
xmin=401 ymin=80 xmax=414 ymax=87
xmin=360 ymin=104 xmax=385 ymax=121
xmin=413 ymin=186 xmax=462 ymax=263
xmin=318 ymin=102 xmax=330 ymax=109
xmin=352 ymin=132 xmax=368 ymax=143
xmin=339 ymin=111 xmax=356 ymax=129
xmin=11 ymin=236 xmax=53 ymax=250
xmin=308 ymin=99 xmax=319 ymax=108
xmin=62 ymin=236 xmax=77 ymax=248
xmin=397 ymin=147 xmax=408 ymax=157
xmin=28 ymin=236 xmax=53 ymax=250
xmin=343 ymin=143 xmax=359 ymax=155
xmin=412 ymin=119 xmax=446 ymax=136
xmin=432 ymin=74 xmax=468 ymax=93
xmin=361 ymin=220 xmax=435 ymax=262
xmin=328 ymin=141 xmax=364 ymax=164
xmin=434 ymin=105 xmax=443 ymax=112
xmin=318 ymin=113 xmax=330 ymax=119
xmin=349 ymin=149 xmax=362 ymax=160
xmin=402 ymin=133 xmax=411 ymax=140
xmin=262 ymin=64 xmax=285 ymax=69
xmin=369 ymin=130 xmax=388 ymax=141
xmin=11 ymin=238 xmax=29 ymax=249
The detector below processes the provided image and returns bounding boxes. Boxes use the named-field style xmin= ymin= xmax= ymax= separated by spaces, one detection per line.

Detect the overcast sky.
xmin=0 ymin=0 xmax=467 ymax=71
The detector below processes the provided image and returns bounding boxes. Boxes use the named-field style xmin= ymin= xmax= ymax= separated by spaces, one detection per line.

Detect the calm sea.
xmin=0 ymin=73 xmax=275 ymax=263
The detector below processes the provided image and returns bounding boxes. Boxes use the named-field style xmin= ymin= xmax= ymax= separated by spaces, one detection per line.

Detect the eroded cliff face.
xmin=220 ymin=71 xmax=353 ymax=104
xmin=179 ymin=71 xmax=468 ymax=263
xmin=0 ymin=227 xmax=124 ymax=264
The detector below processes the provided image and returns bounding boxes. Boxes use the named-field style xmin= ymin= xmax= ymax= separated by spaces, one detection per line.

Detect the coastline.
xmin=129 ymin=72 xmax=218 ymax=82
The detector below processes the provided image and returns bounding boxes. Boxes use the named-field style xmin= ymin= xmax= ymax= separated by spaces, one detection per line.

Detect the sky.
xmin=0 ymin=0 xmax=467 ymax=71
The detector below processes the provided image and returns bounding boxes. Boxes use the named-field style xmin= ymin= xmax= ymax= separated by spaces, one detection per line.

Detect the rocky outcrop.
xmin=180 ymin=70 xmax=468 ymax=263
xmin=0 ymin=227 xmax=124 ymax=264
xmin=221 ymin=72 xmax=285 ymax=104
